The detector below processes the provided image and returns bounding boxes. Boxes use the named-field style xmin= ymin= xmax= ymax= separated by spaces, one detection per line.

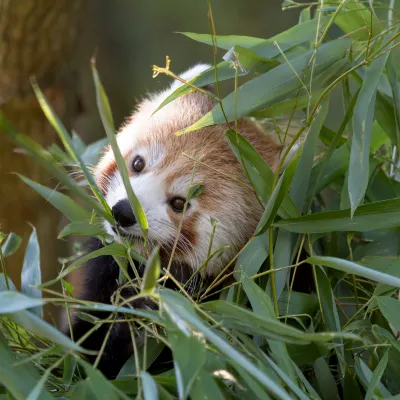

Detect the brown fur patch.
xmin=93 ymin=87 xmax=283 ymax=276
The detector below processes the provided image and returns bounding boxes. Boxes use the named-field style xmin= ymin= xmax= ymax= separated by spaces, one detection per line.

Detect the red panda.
xmin=66 ymin=64 xmax=282 ymax=379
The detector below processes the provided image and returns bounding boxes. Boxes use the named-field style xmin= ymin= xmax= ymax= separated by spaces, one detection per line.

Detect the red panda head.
xmin=94 ymin=64 xmax=282 ymax=278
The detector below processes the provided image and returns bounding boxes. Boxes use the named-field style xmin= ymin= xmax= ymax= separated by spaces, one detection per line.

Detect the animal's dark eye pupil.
xmin=170 ymin=197 xmax=186 ymax=212
xmin=132 ymin=156 xmax=145 ymax=172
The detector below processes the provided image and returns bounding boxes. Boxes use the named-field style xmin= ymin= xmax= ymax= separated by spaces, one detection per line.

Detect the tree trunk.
xmin=0 ymin=0 xmax=90 ymax=314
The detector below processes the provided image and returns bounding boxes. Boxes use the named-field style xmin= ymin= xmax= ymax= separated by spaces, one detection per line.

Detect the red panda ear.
xmin=238 ymin=118 xmax=283 ymax=172
xmin=170 ymin=63 xmax=215 ymax=93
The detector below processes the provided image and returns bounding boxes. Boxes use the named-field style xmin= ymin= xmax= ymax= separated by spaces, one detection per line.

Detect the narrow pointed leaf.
xmin=91 ymin=62 xmax=148 ymax=234
xmin=32 ymin=82 xmax=111 ymax=216
xmin=0 ymin=292 xmax=44 ymax=314
xmin=141 ymin=247 xmax=160 ymax=294
xmin=21 ymin=227 xmax=42 ymax=318
xmin=225 ymin=129 xmax=298 ymax=218
xmin=1 ymin=233 xmax=22 ymax=257
xmin=18 ymin=174 xmax=90 ymax=222
xmin=365 ymin=349 xmax=389 ymax=400
xmin=307 ymin=256 xmax=400 ymax=287
xmin=178 ymin=40 xmax=351 ymax=134
xmin=275 ymin=197 xmax=400 ymax=233
xmin=349 ymin=48 xmax=391 ymax=215
xmin=58 ymin=222 xmax=107 ymax=238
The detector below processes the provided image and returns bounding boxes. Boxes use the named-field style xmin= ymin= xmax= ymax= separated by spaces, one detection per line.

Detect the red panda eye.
xmin=132 ymin=156 xmax=145 ymax=172
xmin=170 ymin=197 xmax=187 ymax=213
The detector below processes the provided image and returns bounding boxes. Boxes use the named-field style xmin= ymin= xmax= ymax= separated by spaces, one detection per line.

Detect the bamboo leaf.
xmin=1 ymin=233 xmax=22 ymax=257
xmin=18 ymin=174 xmax=90 ymax=222
xmin=32 ymin=81 xmax=111 ymax=217
xmin=365 ymin=349 xmax=389 ymax=400
xmin=91 ymin=61 xmax=148 ymax=234
xmin=141 ymin=247 xmax=160 ymax=295
xmin=275 ymin=198 xmax=400 ymax=233
xmin=225 ymin=129 xmax=298 ymax=218
xmin=58 ymin=222 xmax=107 ymax=238
xmin=178 ymin=40 xmax=351 ymax=134
xmin=0 ymin=292 xmax=44 ymax=314
xmin=308 ymin=256 xmax=400 ymax=287
xmin=37 ymin=243 xmax=126 ymax=288
xmin=349 ymin=50 xmax=390 ymax=215
xmin=21 ymin=227 xmax=42 ymax=319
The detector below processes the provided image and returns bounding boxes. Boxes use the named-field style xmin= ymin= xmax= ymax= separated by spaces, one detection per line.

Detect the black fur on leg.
xmin=64 ymin=236 xmax=197 ymax=379
xmin=64 ymin=237 xmax=157 ymax=379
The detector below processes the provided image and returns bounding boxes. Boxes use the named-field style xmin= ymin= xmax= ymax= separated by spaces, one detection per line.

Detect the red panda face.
xmin=94 ymin=65 xmax=281 ymax=277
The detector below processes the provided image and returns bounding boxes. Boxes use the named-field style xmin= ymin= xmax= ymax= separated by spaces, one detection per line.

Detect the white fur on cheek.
xmin=104 ymin=171 xmax=176 ymax=245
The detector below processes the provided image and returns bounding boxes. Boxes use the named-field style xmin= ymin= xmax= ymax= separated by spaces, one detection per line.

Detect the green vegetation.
xmin=1 ymin=1 xmax=400 ymax=398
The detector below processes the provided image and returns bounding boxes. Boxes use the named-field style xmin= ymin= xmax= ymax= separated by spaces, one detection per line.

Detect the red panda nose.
xmin=112 ymin=199 xmax=137 ymax=228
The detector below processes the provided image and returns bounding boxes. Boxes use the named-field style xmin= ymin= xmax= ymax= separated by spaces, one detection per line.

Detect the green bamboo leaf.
xmin=266 ymin=228 xmax=295 ymax=300
xmin=91 ymin=61 xmax=148 ymax=234
xmin=21 ymin=227 xmax=42 ymax=319
xmin=18 ymin=174 xmax=90 ymax=222
xmin=31 ymin=82 xmax=111 ymax=218
xmin=179 ymin=32 xmax=265 ymax=49
xmin=234 ymin=231 xmax=269 ymax=278
xmin=275 ymin=197 xmax=400 ymax=233
xmin=77 ymin=358 xmax=120 ymax=400
xmin=165 ymin=320 xmax=206 ymax=400
xmin=349 ymin=50 xmax=390 ymax=215
xmin=180 ymin=15 xmax=332 ymax=51
xmin=254 ymin=174 xmax=285 ymax=236
xmin=0 ymin=292 xmax=44 ymax=314
xmin=117 ymin=338 xmax=165 ymax=379
xmin=141 ymin=247 xmax=160 ymax=294
xmin=26 ymin=368 xmax=53 ymax=400
xmin=69 ymin=380 xmax=98 ymax=399
xmin=191 ymin=371 xmax=225 ymax=400
xmin=225 ymin=129 xmax=298 ymax=218
xmin=377 ymin=296 xmax=400 ymax=331
xmin=158 ymin=17 xmax=329 ymax=114
xmin=8 ymin=310 xmax=91 ymax=354
xmin=278 ymin=290 xmax=318 ymax=316
xmin=264 ymin=355 xmax=309 ymax=400
xmin=58 ymin=222 xmax=107 ymax=238
xmin=314 ymin=357 xmax=340 ymax=400
xmin=241 ymin=273 xmax=295 ymax=381
xmin=201 ymin=300 xmax=359 ymax=343
xmin=355 ymin=358 xmax=391 ymax=398
xmin=387 ymin=52 xmax=400 ymax=149
xmin=178 ymin=40 xmax=351 ymax=134
xmin=63 ymin=355 xmax=77 ymax=390
xmin=141 ymin=372 xmax=158 ymax=400
xmin=308 ymin=256 xmax=400 ymax=287
xmin=1 ymin=233 xmax=22 ymax=257
xmin=313 ymin=266 xmax=344 ymax=376
xmin=333 ymin=0 xmax=382 ymax=40
xmin=37 ymin=242 xmax=126 ymax=288
xmin=0 ymin=333 xmax=53 ymax=400
xmin=365 ymin=349 xmax=389 ymax=400
xmin=250 ymin=90 xmax=322 ymax=119
xmin=290 ymin=100 xmax=330 ymax=212
xmin=0 ymin=273 xmax=16 ymax=292
xmin=375 ymin=92 xmax=398 ymax=144
xmin=159 ymin=289 xmax=293 ymax=400
xmin=255 ymin=142 xmax=301 ymax=235
xmin=66 ymin=303 xmax=161 ymax=324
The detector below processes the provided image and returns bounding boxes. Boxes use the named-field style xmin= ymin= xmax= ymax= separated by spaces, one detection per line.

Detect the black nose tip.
xmin=112 ymin=199 xmax=136 ymax=228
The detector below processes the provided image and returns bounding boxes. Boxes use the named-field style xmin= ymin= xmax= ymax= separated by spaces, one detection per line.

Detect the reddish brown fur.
xmin=94 ymin=87 xmax=282 ymax=276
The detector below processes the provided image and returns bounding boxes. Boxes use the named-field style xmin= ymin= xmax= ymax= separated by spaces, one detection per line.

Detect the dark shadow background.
xmin=75 ymin=1 xmax=306 ymax=142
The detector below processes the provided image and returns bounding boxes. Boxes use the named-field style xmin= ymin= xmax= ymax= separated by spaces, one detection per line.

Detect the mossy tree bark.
xmin=0 ymin=0 xmax=90 ymax=301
